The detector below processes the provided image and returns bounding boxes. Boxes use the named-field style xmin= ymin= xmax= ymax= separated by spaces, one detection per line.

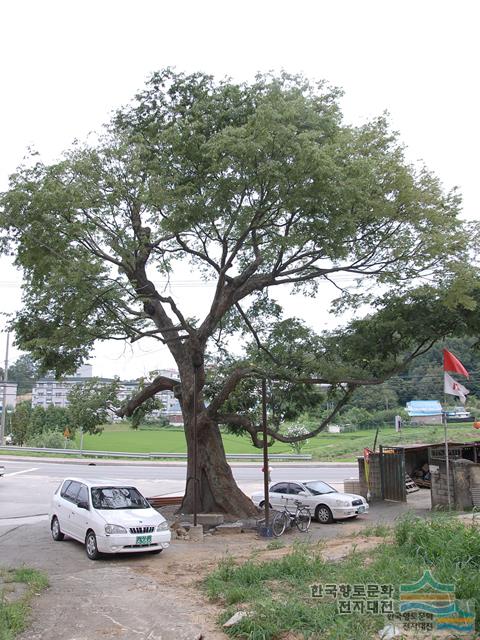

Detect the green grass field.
xmin=205 ymin=515 xmax=480 ymax=638
xmin=74 ymin=425 xmax=292 ymax=455
xmin=70 ymin=421 xmax=480 ymax=461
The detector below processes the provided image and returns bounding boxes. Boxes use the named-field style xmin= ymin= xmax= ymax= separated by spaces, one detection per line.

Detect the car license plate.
xmin=136 ymin=535 xmax=152 ymax=545
xmin=357 ymin=506 xmax=366 ymax=513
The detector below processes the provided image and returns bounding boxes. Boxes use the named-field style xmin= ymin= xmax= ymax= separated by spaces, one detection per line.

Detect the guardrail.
xmin=0 ymin=445 xmax=312 ymax=461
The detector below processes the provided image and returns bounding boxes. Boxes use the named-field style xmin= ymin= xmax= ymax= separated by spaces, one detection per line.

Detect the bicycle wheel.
xmin=295 ymin=507 xmax=311 ymax=533
xmin=272 ymin=511 xmax=288 ymax=537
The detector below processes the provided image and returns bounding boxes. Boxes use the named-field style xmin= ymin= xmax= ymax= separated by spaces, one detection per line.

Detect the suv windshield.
xmin=304 ymin=481 xmax=337 ymax=495
xmin=91 ymin=486 xmax=150 ymax=510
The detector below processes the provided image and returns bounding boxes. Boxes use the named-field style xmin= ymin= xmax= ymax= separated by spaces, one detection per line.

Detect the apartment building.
xmin=31 ymin=366 xmax=183 ymax=423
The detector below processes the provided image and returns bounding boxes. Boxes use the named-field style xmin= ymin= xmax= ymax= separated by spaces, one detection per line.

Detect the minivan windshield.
xmin=91 ymin=486 xmax=150 ymax=510
xmin=304 ymin=481 xmax=337 ymax=495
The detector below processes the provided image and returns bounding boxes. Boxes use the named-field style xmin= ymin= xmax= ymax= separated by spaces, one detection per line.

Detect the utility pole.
xmin=0 ymin=332 xmax=10 ymax=447
xmin=262 ymin=379 xmax=270 ymax=530
xmin=191 ymin=352 xmax=204 ymax=529
xmin=193 ymin=364 xmax=199 ymax=527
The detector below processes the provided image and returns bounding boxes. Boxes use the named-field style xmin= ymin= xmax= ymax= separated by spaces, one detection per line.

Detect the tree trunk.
xmin=180 ymin=411 xmax=258 ymax=518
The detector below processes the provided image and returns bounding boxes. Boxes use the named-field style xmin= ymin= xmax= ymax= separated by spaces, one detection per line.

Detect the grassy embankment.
xmin=1 ymin=422 xmax=478 ymax=461
xmin=74 ymin=421 xmax=479 ymax=461
xmin=205 ymin=516 xmax=480 ymax=639
xmin=0 ymin=568 xmax=48 ymax=640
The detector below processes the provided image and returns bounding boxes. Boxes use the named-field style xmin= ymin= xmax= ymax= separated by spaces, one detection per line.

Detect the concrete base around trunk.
xmin=196 ymin=513 xmax=225 ymax=527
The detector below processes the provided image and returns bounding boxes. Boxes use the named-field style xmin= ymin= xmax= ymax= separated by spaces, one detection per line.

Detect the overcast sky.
xmin=0 ymin=0 xmax=478 ymax=379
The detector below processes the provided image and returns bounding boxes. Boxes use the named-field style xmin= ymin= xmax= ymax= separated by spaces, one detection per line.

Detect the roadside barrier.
xmin=0 ymin=445 xmax=312 ymax=461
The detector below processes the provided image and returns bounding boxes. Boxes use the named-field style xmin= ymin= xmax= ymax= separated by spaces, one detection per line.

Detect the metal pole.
xmin=262 ymin=379 xmax=269 ymax=528
xmin=443 ymin=382 xmax=452 ymax=509
xmin=0 ymin=332 xmax=10 ymax=447
xmin=444 ymin=409 xmax=451 ymax=508
xmin=193 ymin=366 xmax=198 ymax=527
xmin=379 ymin=444 xmax=385 ymax=500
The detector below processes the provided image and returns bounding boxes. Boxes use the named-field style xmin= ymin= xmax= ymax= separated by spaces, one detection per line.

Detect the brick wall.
xmin=431 ymin=460 xmax=455 ymax=507
xmin=358 ymin=454 xmax=383 ymax=501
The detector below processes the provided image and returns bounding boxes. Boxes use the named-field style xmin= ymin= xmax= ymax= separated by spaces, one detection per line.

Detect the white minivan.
xmin=50 ymin=478 xmax=171 ymax=560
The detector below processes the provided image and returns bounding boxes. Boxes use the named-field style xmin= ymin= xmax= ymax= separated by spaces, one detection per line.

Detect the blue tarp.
xmin=406 ymin=400 xmax=443 ymax=417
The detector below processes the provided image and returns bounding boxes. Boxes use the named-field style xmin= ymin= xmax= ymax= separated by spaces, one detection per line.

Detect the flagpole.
xmin=443 ymin=349 xmax=470 ymax=510
xmin=442 ymin=348 xmax=452 ymax=508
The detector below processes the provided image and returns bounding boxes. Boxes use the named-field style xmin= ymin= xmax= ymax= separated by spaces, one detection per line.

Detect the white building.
xmin=153 ymin=369 xmax=182 ymax=423
xmin=31 ymin=366 xmax=183 ymax=423
xmin=32 ymin=365 xmax=94 ymax=409
xmin=0 ymin=382 xmax=18 ymax=411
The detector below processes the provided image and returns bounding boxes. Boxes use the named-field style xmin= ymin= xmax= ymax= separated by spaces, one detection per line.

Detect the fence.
xmin=0 ymin=445 xmax=312 ymax=461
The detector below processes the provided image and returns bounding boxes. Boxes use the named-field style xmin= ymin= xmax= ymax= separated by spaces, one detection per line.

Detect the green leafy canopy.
xmin=0 ymin=68 xmax=476 ymax=445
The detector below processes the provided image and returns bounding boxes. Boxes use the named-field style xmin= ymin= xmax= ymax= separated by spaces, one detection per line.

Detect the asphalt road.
xmin=0 ymin=458 xmax=358 ymax=522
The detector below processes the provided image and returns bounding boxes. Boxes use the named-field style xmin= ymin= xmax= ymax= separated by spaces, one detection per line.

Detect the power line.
xmin=0 ymin=274 xmax=362 ymax=289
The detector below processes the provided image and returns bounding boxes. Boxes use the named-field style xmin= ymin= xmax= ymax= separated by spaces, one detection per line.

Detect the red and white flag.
xmin=443 ymin=349 xmax=469 ymax=379
xmin=444 ymin=372 xmax=470 ymax=404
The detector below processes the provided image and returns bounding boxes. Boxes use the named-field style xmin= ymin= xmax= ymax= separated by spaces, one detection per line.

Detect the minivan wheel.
xmin=51 ymin=516 xmax=64 ymax=541
xmin=85 ymin=531 xmax=100 ymax=560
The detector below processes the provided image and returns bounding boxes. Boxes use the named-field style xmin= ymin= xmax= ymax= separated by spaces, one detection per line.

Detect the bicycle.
xmin=271 ymin=499 xmax=311 ymax=537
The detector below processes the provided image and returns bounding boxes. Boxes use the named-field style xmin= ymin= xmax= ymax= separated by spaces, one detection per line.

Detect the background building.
xmin=32 ymin=365 xmax=94 ymax=409
xmin=406 ymin=400 xmax=443 ymax=425
xmin=31 ymin=365 xmax=183 ymax=424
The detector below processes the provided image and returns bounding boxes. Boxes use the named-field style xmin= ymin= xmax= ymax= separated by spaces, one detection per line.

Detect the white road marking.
xmin=4 ymin=467 xmax=39 ymax=477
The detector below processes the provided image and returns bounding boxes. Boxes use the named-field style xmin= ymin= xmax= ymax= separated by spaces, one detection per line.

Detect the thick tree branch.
xmin=216 ymin=413 xmax=266 ymax=448
xmin=234 ymin=302 xmax=282 ymax=365
xmin=117 ymin=375 xmax=180 ymax=417
xmin=216 ymin=385 xmax=355 ymax=448
xmin=266 ymin=385 xmax=355 ymax=443
xmin=206 ymin=365 xmax=260 ymax=417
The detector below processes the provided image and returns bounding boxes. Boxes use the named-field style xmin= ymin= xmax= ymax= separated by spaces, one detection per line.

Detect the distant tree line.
xmin=7 ymin=336 xmax=478 ymax=445
xmin=5 ymin=354 xmax=38 ymax=395
xmin=285 ymin=337 xmax=479 ymax=436
xmin=8 ymin=379 xmax=119 ymax=446
xmin=341 ymin=337 xmax=479 ymax=410
xmin=6 ymin=376 xmax=166 ymax=446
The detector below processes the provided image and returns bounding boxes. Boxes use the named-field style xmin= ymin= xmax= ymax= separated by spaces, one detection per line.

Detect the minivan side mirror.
xmin=77 ymin=501 xmax=89 ymax=510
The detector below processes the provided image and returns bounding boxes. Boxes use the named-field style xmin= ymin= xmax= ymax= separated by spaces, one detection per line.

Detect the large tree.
xmin=1 ymin=70 xmax=475 ymax=516
xmin=8 ymin=354 xmax=39 ymax=394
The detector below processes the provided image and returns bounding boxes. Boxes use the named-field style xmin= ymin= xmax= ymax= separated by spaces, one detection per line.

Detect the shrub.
xmin=26 ymin=430 xmax=74 ymax=449
xmin=284 ymin=424 xmax=309 ymax=454
xmin=339 ymin=407 xmax=372 ymax=428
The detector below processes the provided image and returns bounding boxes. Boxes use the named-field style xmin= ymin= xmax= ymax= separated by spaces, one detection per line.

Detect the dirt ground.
xmin=0 ymin=517 xmax=385 ymax=640
xmin=0 ymin=493 xmax=432 ymax=640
